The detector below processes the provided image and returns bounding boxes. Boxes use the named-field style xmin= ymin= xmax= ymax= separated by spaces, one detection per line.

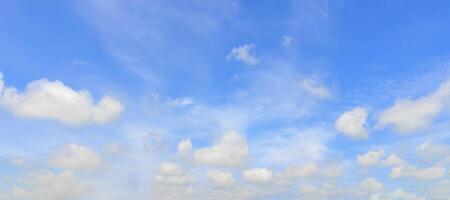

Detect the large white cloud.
xmin=194 ymin=131 xmax=248 ymax=167
xmin=0 ymin=72 xmax=123 ymax=125
xmin=378 ymin=80 xmax=450 ymax=133
xmin=357 ymin=150 xmax=385 ymax=167
xmin=242 ymin=168 xmax=273 ymax=184
xmin=206 ymin=171 xmax=235 ymax=189
xmin=11 ymin=171 xmax=88 ymax=200
xmin=335 ymin=107 xmax=369 ymax=139
xmin=226 ymin=44 xmax=259 ymax=65
xmin=50 ymin=144 xmax=103 ymax=172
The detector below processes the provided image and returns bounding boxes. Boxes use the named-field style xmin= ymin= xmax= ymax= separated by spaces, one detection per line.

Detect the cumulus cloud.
xmin=155 ymin=162 xmax=193 ymax=185
xmin=0 ymin=72 xmax=123 ymax=125
xmin=380 ymin=154 xmax=405 ymax=167
xmin=206 ymin=171 xmax=235 ymax=189
xmin=335 ymin=107 xmax=369 ymax=139
xmin=11 ymin=171 xmax=88 ymax=200
xmin=194 ymin=131 xmax=248 ymax=167
xmin=361 ymin=177 xmax=383 ymax=193
xmin=242 ymin=168 xmax=273 ymax=184
xmin=50 ymin=144 xmax=102 ymax=172
xmin=356 ymin=150 xmax=385 ymax=167
xmin=378 ymin=80 xmax=450 ymax=133
xmin=300 ymin=78 xmax=331 ymax=99
xmin=390 ymin=164 xmax=446 ymax=180
xmin=226 ymin=44 xmax=259 ymax=65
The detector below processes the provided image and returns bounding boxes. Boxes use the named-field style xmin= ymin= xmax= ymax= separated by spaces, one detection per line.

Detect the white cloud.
xmin=206 ymin=171 xmax=235 ymax=189
xmin=194 ymin=131 xmax=248 ymax=167
xmin=370 ymin=188 xmax=426 ymax=200
xmin=242 ymin=168 xmax=273 ymax=184
xmin=335 ymin=107 xmax=368 ymax=139
xmin=11 ymin=171 xmax=88 ymax=200
xmin=156 ymin=162 xmax=193 ymax=185
xmin=390 ymin=164 xmax=446 ymax=180
xmin=380 ymin=154 xmax=405 ymax=167
xmin=50 ymin=144 xmax=102 ymax=172
xmin=356 ymin=150 xmax=384 ymax=167
xmin=378 ymin=80 xmax=450 ymax=133
xmin=360 ymin=177 xmax=383 ymax=193
xmin=300 ymin=78 xmax=331 ymax=99
xmin=278 ymin=162 xmax=319 ymax=179
xmin=226 ymin=44 xmax=259 ymax=65
xmin=0 ymin=72 xmax=123 ymax=125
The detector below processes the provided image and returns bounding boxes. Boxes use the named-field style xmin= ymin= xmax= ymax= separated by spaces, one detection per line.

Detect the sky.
xmin=1 ymin=0 xmax=450 ymax=199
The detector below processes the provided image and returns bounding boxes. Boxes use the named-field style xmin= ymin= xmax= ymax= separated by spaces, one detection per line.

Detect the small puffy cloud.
xmin=300 ymin=78 xmax=331 ymax=99
xmin=335 ymin=107 xmax=368 ymax=139
xmin=177 ymin=139 xmax=193 ymax=159
xmin=357 ymin=150 xmax=385 ymax=167
xmin=156 ymin=162 xmax=193 ymax=185
xmin=380 ymin=154 xmax=405 ymax=167
xmin=50 ymin=144 xmax=102 ymax=172
xmin=206 ymin=171 xmax=235 ymax=189
xmin=0 ymin=72 xmax=123 ymax=125
xmin=11 ymin=171 xmax=88 ymax=200
xmin=390 ymin=164 xmax=446 ymax=180
xmin=242 ymin=168 xmax=273 ymax=184
xmin=278 ymin=162 xmax=319 ymax=179
xmin=370 ymin=188 xmax=426 ymax=200
xmin=378 ymin=80 xmax=450 ymax=133
xmin=226 ymin=44 xmax=259 ymax=65
xmin=360 ymin=177 xmax=383 ymax=193
xmin=282 ymin=35 xmax=293 ymax=47
xmin=194 ymin=131 xmax=248 ymax=167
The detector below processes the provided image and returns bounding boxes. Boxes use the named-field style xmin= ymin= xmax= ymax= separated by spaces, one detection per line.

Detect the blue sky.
xmin=1 ymin=0 xmax=450 ymax=199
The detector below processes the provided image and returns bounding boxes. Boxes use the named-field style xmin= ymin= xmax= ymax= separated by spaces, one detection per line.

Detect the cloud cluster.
xmin=0 ymin=71 xmax=123 ymax=125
